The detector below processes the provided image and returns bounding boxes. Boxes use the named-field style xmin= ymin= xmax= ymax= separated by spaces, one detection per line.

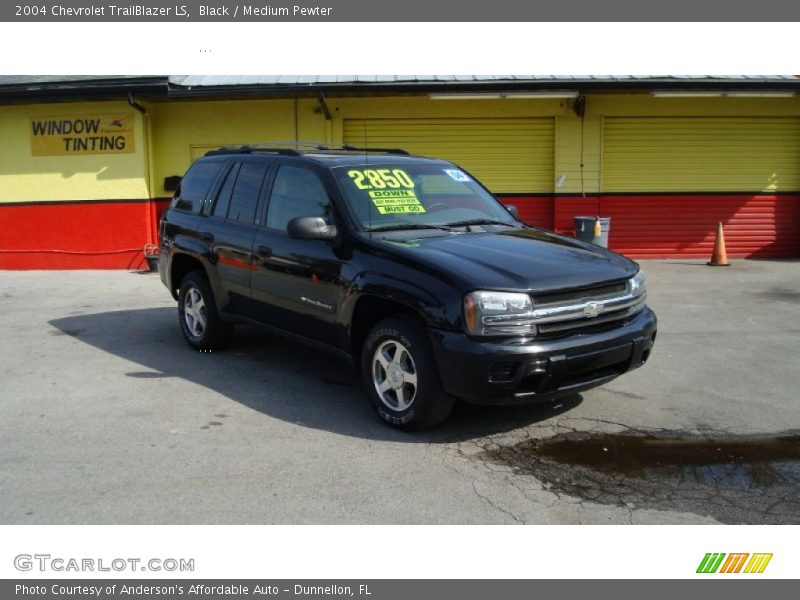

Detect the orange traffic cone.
xmin=707 ymin=222 xmax=730 ymax=267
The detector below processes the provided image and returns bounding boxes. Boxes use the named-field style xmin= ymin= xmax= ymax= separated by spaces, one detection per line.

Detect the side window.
xmin=212 ymin=163 xmax=240 ymax=218
xmin=174 ymin=159 xmax=223 ymax=213
xmin=227 ymin=162 xmax=267 ymax=224
xmin=266 ymin=166 xmax=332 ymax=231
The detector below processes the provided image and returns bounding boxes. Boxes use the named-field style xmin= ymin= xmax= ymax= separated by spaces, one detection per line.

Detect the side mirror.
xmin=287 ymin=216 xmax=338 ymax=241
xmin=505 ymin=204 xmax=520 ymax=219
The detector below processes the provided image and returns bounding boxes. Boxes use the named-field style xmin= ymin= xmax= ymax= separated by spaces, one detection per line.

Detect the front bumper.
xmin=429 ymin=307 xmax=657 ymax=405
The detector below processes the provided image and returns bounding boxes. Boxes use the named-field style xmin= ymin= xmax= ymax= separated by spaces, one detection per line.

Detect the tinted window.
xmin=227 ymin=162 xmax=267 ymax=223
xmin=266 ymin=166 xmax=332 ymax=231
xmin=212 ymin=163 xmax=240 ymax=218
xmin=175 ymin=159 xmax=224 ymax=213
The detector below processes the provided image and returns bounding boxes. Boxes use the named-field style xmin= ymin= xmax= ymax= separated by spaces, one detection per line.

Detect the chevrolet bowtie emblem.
xmin=583 ymin=302 xmax=602 ymax=318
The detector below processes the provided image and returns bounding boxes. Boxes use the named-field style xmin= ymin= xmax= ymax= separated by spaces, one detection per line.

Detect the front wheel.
xmin=361 ymin=317 xmax=454 ymax=430
xmin=177 ymin=271 xmax=231 ymax=351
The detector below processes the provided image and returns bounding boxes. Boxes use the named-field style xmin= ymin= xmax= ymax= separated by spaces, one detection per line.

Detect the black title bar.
xmin=3 ymin=579 xmax=798 ymax=600
xmin=4 ymin=0 xmax=800 ymax=22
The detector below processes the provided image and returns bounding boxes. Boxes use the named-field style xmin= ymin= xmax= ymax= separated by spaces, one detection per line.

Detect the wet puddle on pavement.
xmin=484 ymin=431 xmax=800 ymax=523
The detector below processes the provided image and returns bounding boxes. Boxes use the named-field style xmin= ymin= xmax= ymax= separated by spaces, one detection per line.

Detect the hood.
xmin=378 ymin=228 xmax=637 ymax=292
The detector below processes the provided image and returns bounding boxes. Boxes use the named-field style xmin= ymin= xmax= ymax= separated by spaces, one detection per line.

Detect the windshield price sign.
xmin=368 ymin=189 xmax=426 ymax=214
xmin=347 ymin=168 xmax=415 ymax=190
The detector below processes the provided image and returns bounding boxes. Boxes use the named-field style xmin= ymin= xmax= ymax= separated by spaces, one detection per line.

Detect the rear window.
xmin=173 ymin=159 xmax=225 ymax=213
xmin=227 ymin=162 xmax=267 ymax=223
xmin=211 ymin=164 xmax=239 ymax=218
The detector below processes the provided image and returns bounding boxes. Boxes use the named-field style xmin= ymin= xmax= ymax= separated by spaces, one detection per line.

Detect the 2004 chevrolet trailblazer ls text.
xmin=159 ymin=144 xmax=656 ymax=429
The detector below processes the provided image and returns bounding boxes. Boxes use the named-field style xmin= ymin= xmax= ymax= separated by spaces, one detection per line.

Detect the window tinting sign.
xmin=31 ymin=114 xmax=135 ymax=155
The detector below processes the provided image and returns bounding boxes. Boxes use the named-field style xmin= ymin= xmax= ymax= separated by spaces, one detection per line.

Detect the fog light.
xmin=489 ymin=361 xmax=519 ymax=383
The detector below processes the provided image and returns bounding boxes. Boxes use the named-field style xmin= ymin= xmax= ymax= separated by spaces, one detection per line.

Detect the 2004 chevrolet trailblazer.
xmin=159 ymin=145 xmax=656 ymax=429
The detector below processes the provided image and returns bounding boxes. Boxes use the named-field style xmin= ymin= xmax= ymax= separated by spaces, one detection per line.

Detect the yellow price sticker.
xmin=348 ymin=168 xmax=415 ymax=190
xmin=369 ymin=189 xmax=417 ymax=199
xmin=372 ymin=197 xmax=422 ymax=207
xmin=377 ymin=205 xmax=427 ymax=215
xmin=369 ymin=189 xmax=426 ymax=214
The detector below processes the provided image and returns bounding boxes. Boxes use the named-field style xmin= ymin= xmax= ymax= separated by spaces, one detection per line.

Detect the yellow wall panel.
xmin=148 ymin=99 xmax=299 ymax=196
xmin=603 ymin=117 xmax=800 ymax=192
xmin=553 ymin=114 xmax=602 ymax=195
xmin=0 ymin=101 xmax=148 ymax=202
xmin=343 ymin=117 xmax=554 ymax=193
xmin=331 ymin=95 xmax=570 ymax=193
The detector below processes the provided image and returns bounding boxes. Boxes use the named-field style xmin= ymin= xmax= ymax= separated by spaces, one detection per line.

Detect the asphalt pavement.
xmin=1 ymin=259 xmax=798 ymax=524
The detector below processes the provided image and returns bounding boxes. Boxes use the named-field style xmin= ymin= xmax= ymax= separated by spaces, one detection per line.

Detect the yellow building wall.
xmin=329 ymin=94 xmax=800 ymax=195
xmin=148 ymin=99 xmax=298 ymax=196
xmin=302 ymin=94 xmax=800 ymax=195
xmin=328 ymin=95 xmax=567 ymax=193
xmin=0 ymin=101 xmax=149 ymax=202
xmin=143 ymin=92 xmax=800 ymax=198
xmin=146 ymin=95 xmax=570 ymax=194
xmin=602 ymin=116 xmax=800 ymax=192
xmin=589 ymin=94 xmax=800 ymax=193
xmin=341 ymin=116 xmax=555 ymax=193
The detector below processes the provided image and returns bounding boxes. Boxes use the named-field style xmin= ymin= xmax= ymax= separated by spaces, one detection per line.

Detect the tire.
xmin=361 ymin=316 xmax=455 ymax=430
xmin=177 ymin=270 xmax=231 ymax=351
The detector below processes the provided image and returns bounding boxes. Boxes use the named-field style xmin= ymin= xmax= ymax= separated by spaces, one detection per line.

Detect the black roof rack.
xmin=204 ymin=147 xmax=301 ymax=157
xmin=339 ymin=145 xmax=410 ymax=155
xmin=204 ymin=143 xmax=302 ymax=157
xmin=204 ymin=141 xmax=410 ymax=158
xmin=204 ymin=141 xmax=327 ymax=157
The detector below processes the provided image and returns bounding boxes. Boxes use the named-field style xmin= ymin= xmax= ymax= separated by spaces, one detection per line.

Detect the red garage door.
xmin=601 ymin=117 xmax=800 ymax=258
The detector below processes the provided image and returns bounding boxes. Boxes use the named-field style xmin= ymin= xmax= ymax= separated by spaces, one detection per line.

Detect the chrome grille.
xmin=537 ymin=308 xmax=631 ymax=335
xmin=532 ymin=281 xmax=627 ymax=306
xmin=527 ymin=279 xmax=647 ymax=339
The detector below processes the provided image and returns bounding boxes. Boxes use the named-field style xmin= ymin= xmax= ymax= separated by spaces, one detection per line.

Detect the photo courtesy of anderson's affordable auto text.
xmin=0 ymin=0 xmax=799 ymax=593
xmin=15 ymin=583 xmax=374 ymax=596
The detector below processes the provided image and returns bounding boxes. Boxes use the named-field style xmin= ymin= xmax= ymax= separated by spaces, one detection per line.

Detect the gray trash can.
xmin=574 ymin=216 xmax=611 ymax=248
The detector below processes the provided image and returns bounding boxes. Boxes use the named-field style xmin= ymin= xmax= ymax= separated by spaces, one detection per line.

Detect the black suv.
xmin=159 ymin=144 xmax=656 ymax=429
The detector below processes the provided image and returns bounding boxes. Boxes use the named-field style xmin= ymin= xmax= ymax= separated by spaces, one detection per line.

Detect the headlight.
xmin=629 ymin=271 xmax=646 ymax=296
xmin=463 ymin=291 xmax=536 ymax=336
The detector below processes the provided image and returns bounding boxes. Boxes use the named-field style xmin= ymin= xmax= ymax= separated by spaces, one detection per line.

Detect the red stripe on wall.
xmin=599 ymin=194 xmax=800 ymax=259
xmin=1 ymin=194 xmax=798 ymax=268
xmin=506 ymin=193 xmax=800 ymax=259
xmin=0 ymin=200 xmax=170 ymax=270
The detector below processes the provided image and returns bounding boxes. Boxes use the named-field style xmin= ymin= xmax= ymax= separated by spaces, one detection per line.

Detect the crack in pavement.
xmin=471 ymin=480 xmax=526 ymax=524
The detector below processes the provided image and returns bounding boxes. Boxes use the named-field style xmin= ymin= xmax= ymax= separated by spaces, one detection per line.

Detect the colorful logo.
xmin=697 ymin=553 xmax=773 ymax=574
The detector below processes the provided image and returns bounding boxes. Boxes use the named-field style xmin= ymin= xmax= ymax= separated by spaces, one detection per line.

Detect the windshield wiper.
xmin=366 ymin=223 xmax=455 ymax=233
xmin=444 ymin=218 xmax=517 ymax=228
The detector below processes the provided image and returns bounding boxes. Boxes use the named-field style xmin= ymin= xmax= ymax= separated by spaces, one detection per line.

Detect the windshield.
xmin=333 ymin=163 xmax=517 ymax=232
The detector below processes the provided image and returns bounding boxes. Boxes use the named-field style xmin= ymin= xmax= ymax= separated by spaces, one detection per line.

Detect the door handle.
xmin=200 ymin=232 xmax=214 ymax=243
xmin=257 ymin=245 xmax=272 ymax=258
